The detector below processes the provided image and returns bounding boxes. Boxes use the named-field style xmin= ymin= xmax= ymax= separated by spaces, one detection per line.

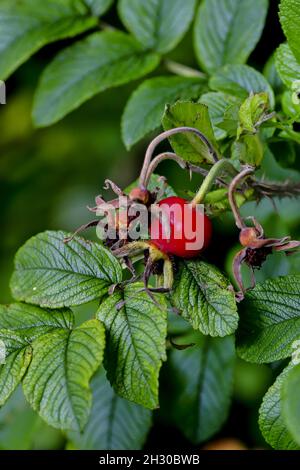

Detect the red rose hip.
xmin=150 ymin=196 xmax=212 ymax=258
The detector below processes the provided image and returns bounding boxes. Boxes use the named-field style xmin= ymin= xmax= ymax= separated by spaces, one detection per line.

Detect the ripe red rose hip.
xmin=150 ymin=196 xmax=212 ymax=258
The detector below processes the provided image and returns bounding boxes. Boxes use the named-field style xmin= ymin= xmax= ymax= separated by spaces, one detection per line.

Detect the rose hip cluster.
xmin=65 ymin=127 xmax=300 ymax=301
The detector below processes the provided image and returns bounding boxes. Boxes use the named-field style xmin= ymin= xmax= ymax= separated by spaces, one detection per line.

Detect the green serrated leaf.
xmin=210 ymin=64 xmax=275 ymax=108
xmin=282 ymin=363 xmax=300 ymax=445
xmin=23 ymin=319 xmax=105 ymax=431
xmin=194 ymin=0 xmax=268 ymax=73
xmin=165 ymin=333 xmax=235 ymax=443
xmin=237 ymin=92 xmax=269 ymax=137
xmin=275 ymin=43 xmax=300 ymax=88
xmin=118 ymin=0 xmax=196 ymax=53
xmin=279 ymin=0 xmax=300 ymax=63
xmin=232 ymin=134 xmax=264 ymax=167
xmin=199 ymin=92 xmax=241 ymax=140
xmin=0 ymin=331 xmax=31 ymax=406
xmin=0 ymin=302 xmax=74 ymax=407
xmin=0 ymin=0 xmax=100 ymax=80
xmin=122 ymin=76 xmax=206 ymax=149
xmin=10 ymin=230 xmax=122 ymax=308
xmin=237 ymin=275 xmax=300 ymax=363
xmin=217 ymin=101 xmax=241 ymax=137
xmin=171 ymin=260 xmax=238 ymax=337
xmin=32 ymin=30 xmax=160 ymax=127
xmin=0 ymin=303 xmax=74 ymax=340
xmin=259 ymin=364 xmax=300 ymax=450
xmin=97 ymin=283 xmax=167 ymax=409
xmin=162 ymin=101 xmax=219 ymax=164
xmin=68 ymin=368 xmax=152 ymax=449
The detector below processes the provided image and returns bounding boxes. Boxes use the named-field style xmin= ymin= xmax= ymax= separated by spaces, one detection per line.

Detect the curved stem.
xmin=139 ymin=127 xmax=219 ymax=189
xmin=145 ymin=152 xmax=231 ymax=189
xmin=228 ymin=166 xmax=255 ymax=229
xmin=144 ymin=152 xmax=187 ymax=187
xmin=164 ymin=59 xmax=207 ymax=79
xmin=191 ymin=159 xmax=237 ymax=206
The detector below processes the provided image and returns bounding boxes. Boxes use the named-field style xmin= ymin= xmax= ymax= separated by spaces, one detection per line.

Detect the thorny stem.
xmin=139 ymin=127 xmax=219 ymax=189
xmin=228 ymin=166 xmax=255 ymax=229
xmin=164 ymin=161 xmax=300 ymax=198
xmin=187 ymin=164 xmax=228 ymax=187
xmin=252 ymin=179 xmax=300 ymax=199
xmin=143 ymin=146 xmax=300 ymax=206
xmin=192 ymin=168 xmax=300 ymax=200
xmin=191 ymin=159 xmax=238 ymax=206
xmin=164 ymin=59 xmax=207 ymax=79
xmin=145 ymin=152 xmax=229 ymax=188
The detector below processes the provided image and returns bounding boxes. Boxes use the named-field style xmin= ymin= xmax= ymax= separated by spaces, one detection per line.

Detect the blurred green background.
xmin=1 ymin=0 xmax=299 ymax=450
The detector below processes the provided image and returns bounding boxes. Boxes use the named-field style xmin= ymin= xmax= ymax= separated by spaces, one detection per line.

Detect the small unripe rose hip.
xmin=239 ymin=227 xmax=260 ymax=247
xmin=129 ymin=187 xmax=150 ymax=204
xmin=150 ymin=196 xmax=212 ymax=258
